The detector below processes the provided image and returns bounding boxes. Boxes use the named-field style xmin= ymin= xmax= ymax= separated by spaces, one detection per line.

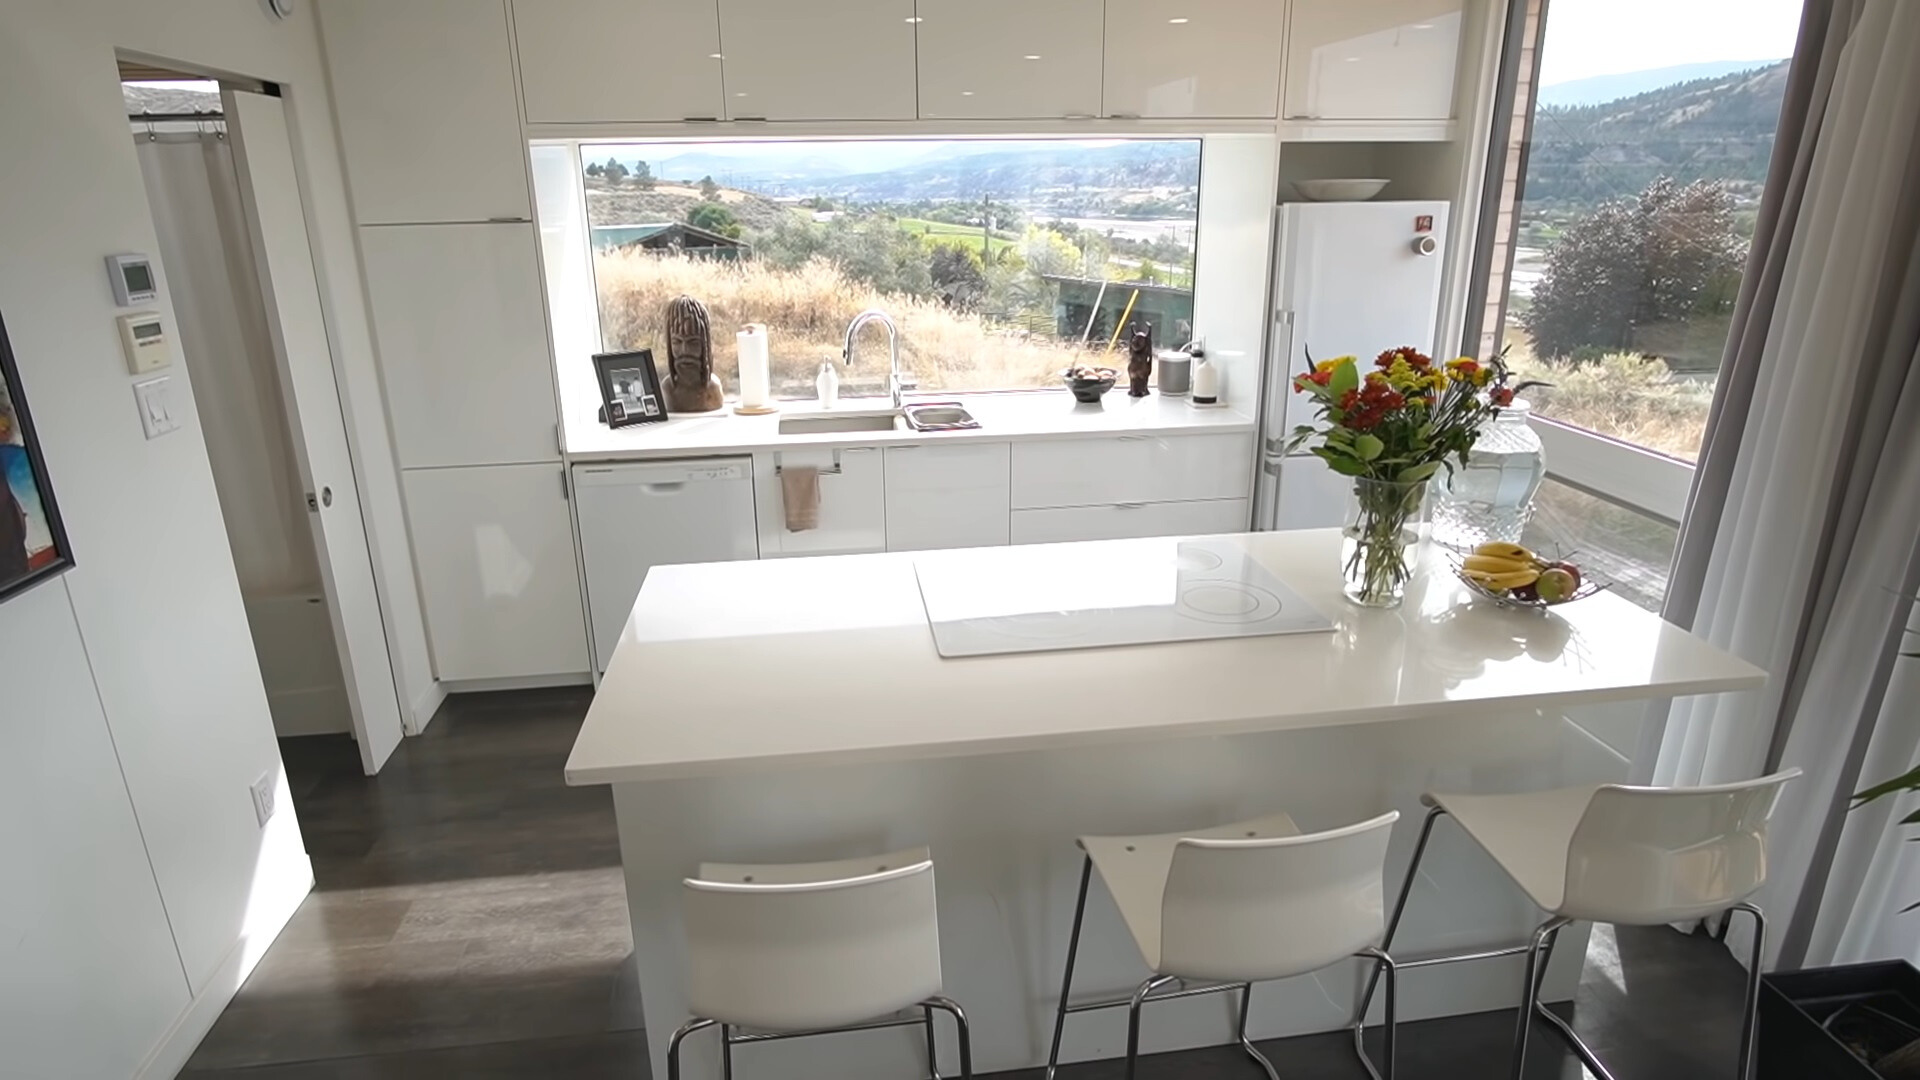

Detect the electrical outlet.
xmin=250 ymin=772 xmax=277 ymax=827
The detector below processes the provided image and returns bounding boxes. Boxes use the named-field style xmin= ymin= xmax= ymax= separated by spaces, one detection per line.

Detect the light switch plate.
xmin=250 ymin=771 xmax=276 ymax=827
xmin=132 ymin=376 xmax=180 ymax=439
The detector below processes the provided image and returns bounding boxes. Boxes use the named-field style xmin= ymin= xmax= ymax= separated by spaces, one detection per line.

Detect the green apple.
xmin=1536 ymin=567 xmax=1578 ymax=604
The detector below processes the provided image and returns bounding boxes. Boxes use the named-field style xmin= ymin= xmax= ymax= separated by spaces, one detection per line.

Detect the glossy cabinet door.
xmin=358 ymin=223 xmax=560 ymax=468
xmin=885 ymin=442 xmax=1012 ymax=551
xmin=1102 ymin=0 xmax=1285 ymax=118
xmin=318 ymin=0 xmax=530 ymax=223
xmin=1282 ymin=0 xmax=1465 ymax=120
xmin=403 ymin=464 xmax=589 ymax=681
xmin=916 ymin=0 xmax=1104 ymax=119
xmin=755 ymin=446 xmax=888 ymax=556
xmin=1011 ymin=498 xmax=1249 ymax=544
xmin=718 ymin=0 xmax=918 ymax=120
xmin=1011 ymin=432 xmax=1254 ymax=509
xmin=513 ymin=0 xmax=726 ymax=123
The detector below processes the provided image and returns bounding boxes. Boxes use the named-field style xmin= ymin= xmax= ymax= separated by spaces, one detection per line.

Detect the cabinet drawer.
xmin=885 ymin=442 xmax=1011 ymax=551
xmin=1012 ymin=432 xmax=1252 ymax=509
xmin=1011 ymin=499 xmax=1249 ymax=545
xmin=755 ymin=446 xmax=887 ymax=556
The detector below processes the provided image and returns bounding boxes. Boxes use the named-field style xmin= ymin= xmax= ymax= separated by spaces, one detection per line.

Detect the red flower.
xmin=1339 ymin=389 xmax=1361 ymax=411
xmin=1492 ymin=386 xmax=1515 ymax=407
xmin=1376 ymin=347 xmax=1433 ymax=369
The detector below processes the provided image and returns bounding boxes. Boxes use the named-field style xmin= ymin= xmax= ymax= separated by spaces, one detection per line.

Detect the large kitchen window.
xmin=1469 ymin=0 xmax=1802 ymax=601
xmin=564 ymin=138 xmax=1202 ymax=400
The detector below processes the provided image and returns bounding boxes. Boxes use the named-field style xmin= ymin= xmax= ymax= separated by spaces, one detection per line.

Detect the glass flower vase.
xmin=1342 ymin=477 xmax=1430 ymax=609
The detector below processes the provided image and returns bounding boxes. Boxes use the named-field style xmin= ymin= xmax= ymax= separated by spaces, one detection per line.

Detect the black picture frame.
xmin=593 ymin=349 xmax=669 ymax=428
xmin=0 ymin=311 xmax=75 ymax=603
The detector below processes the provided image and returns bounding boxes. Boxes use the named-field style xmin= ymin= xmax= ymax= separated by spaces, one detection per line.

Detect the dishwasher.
xmin=573 ymin=457 xmax=758 ymax=673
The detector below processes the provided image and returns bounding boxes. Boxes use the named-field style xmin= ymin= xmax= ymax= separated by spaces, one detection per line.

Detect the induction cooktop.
xmin=913 ymin=537 xmax=1336 ymax=658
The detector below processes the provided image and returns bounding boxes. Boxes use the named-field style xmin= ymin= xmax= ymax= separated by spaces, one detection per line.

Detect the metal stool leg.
xmin=1732 ymin=902 xmax=1767 ymax=1080
xmin=1045 ymin=855 xmax=1094 ymax=1080
xmin=665 ymin=1017 xmax=717 ymax=1080
xmin=1235 ymin=982 xmax=1282 ymax=1080
xmin=720 ymin=1023 xmax=735 ymax=1080
xmin=922 ymin=1002 xmax=941 ymax=1079
xmin=1125 ymin=975 xmax=1177 ymax=1080
xmin=1350 ymin=947 xmax=1398 ymax=1080
xmin=924 ymin=996 xmax=974 ymax=1079
xmin=1511 ymin=916 xmax=1573 ymax=1080
xmin=1355 ymin=806 xmax=1446 ymax=1033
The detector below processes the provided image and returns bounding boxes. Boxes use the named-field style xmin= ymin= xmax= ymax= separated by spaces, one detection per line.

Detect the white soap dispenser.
xmin=1190 ymin=350 xmax=1221 ymax=406
xmin=815 ymin=360 xmax=840 ymax=408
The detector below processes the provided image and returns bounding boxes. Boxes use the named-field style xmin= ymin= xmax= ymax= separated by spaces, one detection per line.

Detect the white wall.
xmin=1192 ymin=133 xmax=1282 ymax=416
xmin=0 ymin=1 xmax=426 ymax=1074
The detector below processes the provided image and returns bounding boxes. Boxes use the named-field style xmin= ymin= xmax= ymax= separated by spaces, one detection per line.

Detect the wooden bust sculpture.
xmin=663 ymin=294 xmax=725 ymax=413
xmin=1126 ymin=322 xmax=1154 ymax=397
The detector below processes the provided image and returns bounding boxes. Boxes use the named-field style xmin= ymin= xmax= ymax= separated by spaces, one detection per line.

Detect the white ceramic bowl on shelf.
xmin=1294 ymin=178 xmax=1392 ymax=202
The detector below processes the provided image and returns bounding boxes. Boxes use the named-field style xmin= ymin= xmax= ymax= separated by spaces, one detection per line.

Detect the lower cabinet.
xmin=403 ymin=463 xmax=589 ymax=681
xmin=754 ymin=445 xmax=888 ymax=556
xmin=885 ymin=442 xmax=1011 ymax=551
xmin=1011 ymin=498 xmax=1250 ymax=544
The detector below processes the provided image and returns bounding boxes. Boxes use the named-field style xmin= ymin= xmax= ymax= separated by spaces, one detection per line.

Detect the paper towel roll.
xmin=737 ymin=324 xmax=771 ymax=409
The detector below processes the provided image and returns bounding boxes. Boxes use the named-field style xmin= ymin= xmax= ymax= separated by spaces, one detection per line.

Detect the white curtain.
xmin=135 ymin=130 xmax=320 ymax=597
xmin=1647 ymin=0 xmax=1920 ymax=969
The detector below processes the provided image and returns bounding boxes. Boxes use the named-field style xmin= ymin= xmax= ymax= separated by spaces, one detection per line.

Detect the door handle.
xmin=321 ymin=486 xmax=332 ymax=508
xmin=306 ymin=487 xmax=333 ymax=511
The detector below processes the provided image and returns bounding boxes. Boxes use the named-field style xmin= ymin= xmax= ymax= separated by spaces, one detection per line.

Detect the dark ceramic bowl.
xmin=1064 ymin=374 xmax=1117 ymax=403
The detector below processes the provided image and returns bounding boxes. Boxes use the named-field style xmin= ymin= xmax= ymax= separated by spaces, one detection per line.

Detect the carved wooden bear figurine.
xmin=1126 ymin=322 xmax=1153 ymax=397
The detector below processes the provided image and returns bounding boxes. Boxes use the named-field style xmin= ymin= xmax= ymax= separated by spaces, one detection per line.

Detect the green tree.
xmin=1524 ymin=177 xmax=1747 ymax=360
xmin=602 ymin=157 xmax=629 ymax=185
xmin=1020 ymin=226 xmax=1083 ymax=280
xmin=685 ymin=202 xmax=743 ymax=239
xmin=699 ymin=175 xmax=722 ymax=201
xmin=928 ymin=242 xmax=987 ymax=311
xmin=1134 ymin=258 xmax=1159 ymax=284
xmin=632 ymin=159 xmax=656 ymax=191
xmin=584 ymin=161 xmax=604 ymax=178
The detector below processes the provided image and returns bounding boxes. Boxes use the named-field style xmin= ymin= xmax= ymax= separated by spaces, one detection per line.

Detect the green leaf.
xmin=1353 ymin=434 xmax=1384 ymax=461
xmin=1328 ymin=360 xmax=1359 ymax=397
xmin=1397 ymin=461 xmax=1444 ymax=483
xmin=1312 ymin=447 xmax=1367 ymax=477
xmin=1852 ymin=763 xmax=1920 ymax=805
xmin=1326 ymin=427 xmax=1355 ymax=445
xmin=1901 ymin=807 xmax=1920 ymax=826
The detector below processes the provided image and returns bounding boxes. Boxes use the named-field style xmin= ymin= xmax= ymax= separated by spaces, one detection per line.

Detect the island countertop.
xmin=564 ymin=529 xmax=1764 ymax=785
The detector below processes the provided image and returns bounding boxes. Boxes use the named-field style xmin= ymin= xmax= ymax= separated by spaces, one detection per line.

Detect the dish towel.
xmin=781 ymin=465 xmax=821 ymax=532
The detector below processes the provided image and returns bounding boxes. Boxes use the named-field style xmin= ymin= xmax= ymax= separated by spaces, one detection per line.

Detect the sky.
xmin=1537 ymin=0 xmax=1803 ymax=85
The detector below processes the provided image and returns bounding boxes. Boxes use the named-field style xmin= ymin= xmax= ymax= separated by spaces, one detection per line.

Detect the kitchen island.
xmin=566 ymin=529 xmax=1764 ymax=1079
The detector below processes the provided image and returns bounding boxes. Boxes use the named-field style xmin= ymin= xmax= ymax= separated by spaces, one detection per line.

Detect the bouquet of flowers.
xmin=1286 ymin=347 xmax=1521 ymax=606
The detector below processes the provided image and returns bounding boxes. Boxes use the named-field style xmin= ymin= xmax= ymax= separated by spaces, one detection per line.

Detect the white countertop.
xmin=561 ymin=387 xmax=1254 ymax=462
xmin=565 ymin=530 xmax=1765 ymax=785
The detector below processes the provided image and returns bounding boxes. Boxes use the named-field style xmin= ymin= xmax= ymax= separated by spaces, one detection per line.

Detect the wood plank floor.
xmin=184 ymin=688 xmax=1756 ymax=1078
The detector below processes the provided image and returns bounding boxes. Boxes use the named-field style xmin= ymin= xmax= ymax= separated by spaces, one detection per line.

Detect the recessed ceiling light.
xmin=904 ymin=15 xmax=923 ymax=22
xmin=1168 ymin=17 xmax=1190 ymax=24
xmin=961 ymin=90 xmax=975 ymax=96
xmin=1344 ymin=56 xmax=1362 ymax=62
xmin=1023 ymin=54 xmax=1042 ymax=60
xmin=1412 ymin=22 xmax=1434 ymax=29
xmin=708 ymin=53 xmax=724 ymax=59
xmin=735 ymin=91 xmax=748 ymax=96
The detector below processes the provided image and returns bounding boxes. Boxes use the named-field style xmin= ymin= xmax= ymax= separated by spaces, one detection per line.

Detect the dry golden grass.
xmin=595 ymin=251 xmax=1099 ymax=397
xmin=1504 ymin=334 xmax=1716 ymax=461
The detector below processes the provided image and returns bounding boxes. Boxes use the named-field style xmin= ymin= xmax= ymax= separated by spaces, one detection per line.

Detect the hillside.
xmin=1537 ymin=60 xmax=1786 ymax=108
xmin=1526 ymin=60 xmax=1790 ymax=210
xmin=583 ymin=179 xmax=794 ymax=232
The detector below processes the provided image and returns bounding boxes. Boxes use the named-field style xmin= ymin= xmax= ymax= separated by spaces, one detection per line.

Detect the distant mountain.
xmin=1538 ymin=60 xmax=1786 ymax=108
xmin=821 ymin=141 xmax=1201 ymax=204
xmin=1525 ymin=60 xmax=1791 ymax=210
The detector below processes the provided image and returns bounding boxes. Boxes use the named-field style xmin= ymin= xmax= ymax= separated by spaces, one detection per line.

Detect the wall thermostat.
xmin=107 ymin=253 xmax=158 ymax=306
xmin=117 ymin=312 xmax=173 ymax=374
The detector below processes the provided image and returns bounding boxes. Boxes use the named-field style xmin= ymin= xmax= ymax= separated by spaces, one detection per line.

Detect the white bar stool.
xmin=1354 ymin=770 xmax=1800 ymax=1080
xmin=665 ymin=846 xmax=972 ymax=1079
xmin=1044 ymin=810 xmax=1402 ymax=1080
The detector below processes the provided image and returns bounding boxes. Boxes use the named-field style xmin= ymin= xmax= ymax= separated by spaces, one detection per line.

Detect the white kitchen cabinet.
xmin=884 ymin=442 xmax=1011 ymax=551
xmin=1012 ymin=498 xmax=1249 ymax=544
xmin=513 ymin=0 xmax=727 ymax=123
xmin=1101 ymin=0 xmax=1285 ymax=118
xmin=403 ymin=464 xmax=588 ymax=681
xmin=916 ymin=0 xmax=1104 ymax=119
xmin=755 ymin=446 xmax=887 ymax=556
xmin=1283 ymin=0 xmax=1464 ymax=121
xmin=359 ymin=223 xmax=559 ymax=468
xmin=1012 ymin=432 xmax=1253 ymax=509
xmin=718 ymin=0 xmax=918 ymax=120
xmin=317 ymin=0 xmax=530 ymax=224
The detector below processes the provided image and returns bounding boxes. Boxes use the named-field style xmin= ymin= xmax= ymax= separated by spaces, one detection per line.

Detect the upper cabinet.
xmin=718 ymin=0 xmax=918 ymax=121
xmin=1102 ymin=0 xmax=1286 ymax=119
xmin=1282 ymin=0 xmax=1465 ymax=121
xmin=916 ymin=0 xmax=1104 ymax=120
xmin=319 ymin=0 xmax=530 ymax=224
xmin=514 ymin=0 xmax=727 ymax=123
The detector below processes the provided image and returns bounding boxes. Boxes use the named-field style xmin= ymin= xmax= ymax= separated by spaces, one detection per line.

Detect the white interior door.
xmin=224 ymin=88 xmax=404 ymax=774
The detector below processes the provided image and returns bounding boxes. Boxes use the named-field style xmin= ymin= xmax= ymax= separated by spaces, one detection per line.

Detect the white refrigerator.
xmin=1253 ymin=200 xmax=1451 ymax=532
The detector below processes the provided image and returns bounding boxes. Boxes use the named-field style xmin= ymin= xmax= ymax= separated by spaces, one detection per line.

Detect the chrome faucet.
xmin=843 ymin=309 xmax=904 ymax=411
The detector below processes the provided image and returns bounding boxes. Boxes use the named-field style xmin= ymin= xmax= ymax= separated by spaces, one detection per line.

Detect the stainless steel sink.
xmin=904 ymin=404 xmax=980 ymax=431
xmin=777 ymin=413 xmax=903 ymax=435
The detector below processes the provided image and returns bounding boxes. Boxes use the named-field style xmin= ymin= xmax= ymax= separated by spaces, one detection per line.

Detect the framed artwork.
xmin=0 ymin=312 xmax=74 ymax=602
xmin=593 ymin=348 xmax=669 ymax=428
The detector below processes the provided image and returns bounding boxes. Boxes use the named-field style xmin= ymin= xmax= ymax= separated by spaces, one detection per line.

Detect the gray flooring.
xmin=184 ymin=688 xmax=1755 ymax=1078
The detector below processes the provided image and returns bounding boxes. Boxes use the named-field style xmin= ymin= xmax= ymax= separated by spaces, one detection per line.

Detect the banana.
xmin=1465 ymin=567 xmax=1541 ymax=591
xmin=1473 ymin=541 xmax=1538 ymax=563
xmin=1463 ymin=554 xmax=1535 ymax=575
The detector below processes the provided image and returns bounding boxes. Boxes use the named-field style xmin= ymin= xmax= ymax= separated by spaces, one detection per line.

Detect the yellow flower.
xmin=1315 ymin=355 xmax=1356 ymax=373
xmin=1385 ymin=357 xmax=1424 ymax=391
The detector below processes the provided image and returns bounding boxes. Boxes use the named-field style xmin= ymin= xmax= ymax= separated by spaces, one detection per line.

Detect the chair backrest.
xmin=1561 ymin=769 xmax=1801 ymax=925
xmin=683 ymin=857 xmax=943 ymax=1031
xmin=1159 ymin=811 xmax=1399 ymax=982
